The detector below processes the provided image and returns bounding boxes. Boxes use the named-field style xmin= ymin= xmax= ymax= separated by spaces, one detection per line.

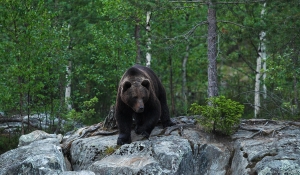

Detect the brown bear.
xmin=115 ymin=64 xmax=175 ymax=145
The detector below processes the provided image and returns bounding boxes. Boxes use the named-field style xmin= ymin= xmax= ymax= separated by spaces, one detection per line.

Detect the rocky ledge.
xmin=0 ymin=117 xmax=300 ymax=175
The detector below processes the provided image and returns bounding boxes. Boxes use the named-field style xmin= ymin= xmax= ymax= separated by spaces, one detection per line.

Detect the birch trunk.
xmin=207 ymin=1 xmax=218 ymax=98
xmin=64 ymin=23 xmax=72 ymax=111
xmin=146 ymin=11 xmax=151 ymax=68
xmin=65 ymin=60 xmax=72 ymax=110
xmin=254 ymin=50 xmax=261 ymax=118
xmin=182 ymin=44 xmax=189 ymax=102
xmin=254 ymin=3 xmax=266 ymax=118
xmin=262 ymin=3 xmax=267 ymax=99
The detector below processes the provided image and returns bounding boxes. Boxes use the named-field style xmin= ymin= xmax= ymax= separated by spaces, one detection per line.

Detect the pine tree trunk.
xmin=207 ymin=1 xmax=218 ymax=98
xmin=146 ymin=11 xmax=151 ymax=68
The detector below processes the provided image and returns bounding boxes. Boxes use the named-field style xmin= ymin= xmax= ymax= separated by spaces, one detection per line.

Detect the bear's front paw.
xmin=140 ymin=131 xmax=150 ymax=138
xmin=135 ymin=126 xmax=143 ymax=135
xmin=162 ymin=120 xmax=176 ymax=128
xmin=117 ymin=135 xmax=131 ymax=145
xmin=135 ymin=127 xmax=150 ymax=138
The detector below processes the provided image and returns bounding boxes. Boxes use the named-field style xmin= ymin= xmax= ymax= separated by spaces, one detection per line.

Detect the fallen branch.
xmin=239 ymin=125 xmax=288 ymax=139
xmin=164 ymin=124 xmax=195 ymax=135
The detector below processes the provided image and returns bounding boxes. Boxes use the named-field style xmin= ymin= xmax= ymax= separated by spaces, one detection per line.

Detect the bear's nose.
xmin=137 ymin=106 xmax=144 ymax=113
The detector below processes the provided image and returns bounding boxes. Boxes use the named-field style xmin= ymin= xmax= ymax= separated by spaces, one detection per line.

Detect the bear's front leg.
xmin=134 ymin=108 xmax=160 ymax=138
xmin=115 ymin=110 xmax=133 ymax=145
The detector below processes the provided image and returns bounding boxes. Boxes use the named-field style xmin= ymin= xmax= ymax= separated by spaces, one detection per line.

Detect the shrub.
xmin=65 ymin=97 xmax=99 ymax=130
xmin=190 ymin=96 xmax=244 ymax=135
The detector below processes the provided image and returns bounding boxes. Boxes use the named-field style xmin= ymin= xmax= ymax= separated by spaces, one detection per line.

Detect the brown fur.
xmin=115 ymin=64 xmax=175 ymax=145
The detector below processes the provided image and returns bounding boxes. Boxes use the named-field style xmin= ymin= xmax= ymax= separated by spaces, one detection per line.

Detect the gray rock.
xmin=183 ymin=129 xmax=231 ymax=175
xmin=2 ymin=117 xmax=300 ymax=175
xmin=46 ymin=170 xmax=96 ymax=175
xmin=70 ymin=135 xmax=118 ymax=171
xmin=88 ymin=135 xmax=193 ymax=175
xmin=0 ymin=138 xmax=66 ymax=175
xmin=231 ymin=119 xmax=300 ymax=175
xmin=18 ymin=130 xmax=58 ymax=147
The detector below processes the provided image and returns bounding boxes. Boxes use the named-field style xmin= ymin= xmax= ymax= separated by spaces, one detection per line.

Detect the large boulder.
xmin=88 ymin=135 xmax=193 ymax=175
xmin=70 ymin=135 xmax=118 ymax=171
xmin=68 ymin=116 xmax=231 ymax=174
xmin=0 ymin=133 xmax=66 ymax=175
xmin=231 ymin=119 xmax=300 ymax=175
xmin=18 ymin=130 xmax=61 ymax=147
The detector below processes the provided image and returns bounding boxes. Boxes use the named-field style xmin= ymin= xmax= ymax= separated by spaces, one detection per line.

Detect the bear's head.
xmin=121 ymin=79 xmax=150 ymax=113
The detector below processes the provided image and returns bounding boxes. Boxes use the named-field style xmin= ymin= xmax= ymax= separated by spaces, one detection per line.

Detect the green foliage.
xmin=190 ymin=96 xmax=244 ymax=135
xmin=1 ymin=0 xmax=300 ymax=138
xmin=0 ymin=134 xmax=20 ymax=154
xmin=65 ymin=97 xmax=99 ymax=128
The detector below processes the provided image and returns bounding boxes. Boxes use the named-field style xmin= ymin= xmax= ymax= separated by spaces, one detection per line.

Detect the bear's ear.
xmin=122 ymin=81 xmax=131 ymax=92
xmin=141 ymin=79 xmax=150 ymax=90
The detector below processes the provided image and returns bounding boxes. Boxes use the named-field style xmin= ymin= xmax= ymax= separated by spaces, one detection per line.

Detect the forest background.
xmin=0 ymin=0 xmax=299 ymax=152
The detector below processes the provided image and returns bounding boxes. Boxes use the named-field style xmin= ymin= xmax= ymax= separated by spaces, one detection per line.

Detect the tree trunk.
xmin=65 ymin=60 xmax=72 ymax=110
xmin=182 ymin=13 xmax=190 ymax=110
xmin=182 ymin=43 xmax=189 ymax=109
xmin=261 ymin=3 xmax=267 ymax=100
xmin=135 ymin=17 xmax=141 ymax=64
xmin=103 ymin=105 xmax=117 ymax=130
xmin=207 ymin=1 xmax=218 ymax=98
xmin=146 ymin=11 xmax=151 ymax=68
xmin=65 ymin=23 xmax=72 ymax=111
xmin=254 ymin=49 xmax=262 ymax=118
xmin=18 ymin=76 xmax=24 ymax=135
xmin=254 ymin=3 xmax=266 ymax=118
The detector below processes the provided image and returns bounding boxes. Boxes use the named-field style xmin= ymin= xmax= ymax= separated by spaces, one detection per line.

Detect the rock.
xmin=231 ymin=119 xmax=300 ymax=175
xmin=70 ymin=135 xmax=118 ymax=171
xmin=183 ymin=129 xmax=231 ymax=175
xmin=0 ymin=138 xmax=66 ymax=175
xmin=18 ymin=130 xmax=58 ymax=147
xmin=1 ymin=117 xmax=300 ymax=175
xmin=0 ymin=114 xmax=67 ymax=133
xmin=88 ymin=135 xmax=194 ymax=175
xmin=46 ymin=170 xmax=96 ymax=175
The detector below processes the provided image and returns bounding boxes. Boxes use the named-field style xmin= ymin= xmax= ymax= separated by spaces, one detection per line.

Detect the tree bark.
xmin=103 ymin=105 xmax=117 ymax=130
xmin=182 ymin=13 xmax=190 ymax=108
xmin=254 ymin=49 xmax=262 ymax=118
xmin=207 ymin=1 xmax=218 ymax=98
xmin=182 ymin=43 xmax=189 ymax=104
xmin=146 ymin=11 xmax=151 ymax=68
xmin=65 ymin=60 xmax=72 ymax=110
xmin=254 ymin=3 xmax=266 ymax=118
